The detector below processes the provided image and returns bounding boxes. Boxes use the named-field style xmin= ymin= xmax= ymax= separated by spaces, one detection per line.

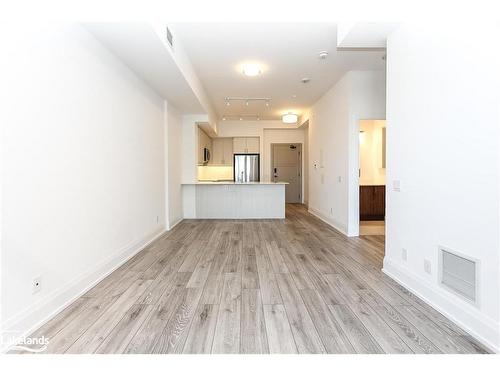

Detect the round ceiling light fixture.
xmin=301 ymin=77 xmax=310 ymax=84
xmin=282 ymin=112 xmax=298 ymax=124
xmin=318 ymin=51 xmax=329 ymax=59
xmin=242 ymin=63 xmax=262 ymax=77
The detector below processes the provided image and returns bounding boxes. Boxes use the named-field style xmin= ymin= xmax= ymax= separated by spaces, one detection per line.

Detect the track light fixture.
xmin=221 ymin=114 xmax=262 ymax=122
xmin=224 ymin=97 xmax=271 ymax=107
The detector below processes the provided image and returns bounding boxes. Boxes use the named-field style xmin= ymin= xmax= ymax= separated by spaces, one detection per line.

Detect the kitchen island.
xmin=181 ymin=181 xmax=288 ymax=219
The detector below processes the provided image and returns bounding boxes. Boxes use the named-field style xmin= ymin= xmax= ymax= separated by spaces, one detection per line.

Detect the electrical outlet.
xmin=338 ymin=176 xmax=342 ymax=183
xmin=424 ymin=259 xmax=432 ymax=274
xmin=401 ymin=248 xmax=407 ymax=261
xmin=33 ymin=276 xmax=42 ymax=294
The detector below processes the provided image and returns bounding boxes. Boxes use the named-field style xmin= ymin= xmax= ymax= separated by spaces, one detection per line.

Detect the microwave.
xmin=203 ymin=147 xmax=210 ymax=164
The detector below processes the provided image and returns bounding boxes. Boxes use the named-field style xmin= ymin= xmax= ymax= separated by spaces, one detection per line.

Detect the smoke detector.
xmin=318 ymin=51 xmax=329 ymax=59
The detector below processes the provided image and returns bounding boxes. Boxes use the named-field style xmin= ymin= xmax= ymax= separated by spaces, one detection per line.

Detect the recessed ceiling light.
xmin=319 ymin=51 xmax=329 ymax=59
xmin=242 ymin=64 xmax=262 ymax=77
xmin=222 ymin=116 xmax=226 ymax=121
xmin=239 ymin=116 xmax=243 ymax=121
xmin=282 ymin=112 xmax=298 ymax=124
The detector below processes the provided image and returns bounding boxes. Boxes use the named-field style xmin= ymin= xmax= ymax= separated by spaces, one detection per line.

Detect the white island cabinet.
xmin=182 ymin=182 xmax=287 ymax=219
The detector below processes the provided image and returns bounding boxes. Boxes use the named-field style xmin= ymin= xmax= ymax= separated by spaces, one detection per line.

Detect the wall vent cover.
xmin=439 ymin=247 xmax=478 ymax=305
xmin=166 ymin=27 xmax=174 ymax=48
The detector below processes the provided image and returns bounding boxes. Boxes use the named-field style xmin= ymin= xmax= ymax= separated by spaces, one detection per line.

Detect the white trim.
xmin=307 ymin=206 xmax=350 ymax=236
xmin=1 ymin=226 xmax=166 ymax=352
xmin=383 ymin=257 xmax=499 ymax=353
xmin=167 ymin=217 xmax=183 ymax=231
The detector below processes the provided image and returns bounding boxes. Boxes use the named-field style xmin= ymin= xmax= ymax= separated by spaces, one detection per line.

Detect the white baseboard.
xmin=167 ymin=217 xmax=183 ymax=231
xmin=1 ymin=226 xmax=166 ymax=352
xmin=383 ymin=257 xmax=499 ymax=353
xmin=307 ymin=207 xmax=349 ymax=236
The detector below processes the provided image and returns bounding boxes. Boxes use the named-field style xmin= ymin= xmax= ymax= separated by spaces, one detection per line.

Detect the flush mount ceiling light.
xmin=301 ymin=77 xmax=310 ymax=84
xmin=242 ymin=63 xmax=262 ymax=77
xmin=318 ymin=51 xmax=329 ymax=59
xmin=282 ymin=112 xmax=298 ymax=124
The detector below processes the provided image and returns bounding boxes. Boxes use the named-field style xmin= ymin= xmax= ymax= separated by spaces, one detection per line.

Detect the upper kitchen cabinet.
xmin=211 ymin=138 xmax=233 ymax=166
xmin=233 ymin=137 xmax=260 ymax=154
xmin=198 ymin=127 xmax=212 ymax=165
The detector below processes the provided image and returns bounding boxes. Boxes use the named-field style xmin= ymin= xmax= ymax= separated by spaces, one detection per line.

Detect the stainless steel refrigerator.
xmin=234 ymin=154 xmax=260 ymax=182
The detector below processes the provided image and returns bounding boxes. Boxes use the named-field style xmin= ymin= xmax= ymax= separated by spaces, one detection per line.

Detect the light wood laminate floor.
xmin=17 ymin=204 xmax=488 ymax=354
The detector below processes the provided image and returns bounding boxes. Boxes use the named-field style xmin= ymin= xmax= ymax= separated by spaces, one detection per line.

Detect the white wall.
xmin=165 ymin=103 xmax=183 ymax=229
xmin=0 ymin=24 xmax=167 ymax=348
xmin=359 ymin=120 xmax=386 ymax=186
xmin=305 ymin=71 xmax=386 ymax=236
xmin=181 ymin=115 xmax=208 ymax=219
xmin=153 ymin=24 xmax=218 ymax=133
xmin=384 ymin=23 xmax=500 ymax=351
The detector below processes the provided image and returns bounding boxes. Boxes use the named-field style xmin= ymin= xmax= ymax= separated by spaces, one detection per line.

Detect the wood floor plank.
xmin=263 ymin=304 xmax=298 ymax=354
xmin=242 ymin=251 xmax=260 ymax=289
xmin=299 ymin=289 xmax=355 ymax=353
xmin=265 ymin=240 xmax=289 ymax=274
xmin=359 ymin=289 xmax=442 ymax=354
xmin=212 ymin=273 xmax=241 ymax=353
xmin=29 ymin=297 xmax=93 ymax=342
xmin=348 ymin=301 xmax=413 ymax=354
xmin=182 ymin=304 xmax=219 ymax=354
xmin=95 ymin=304 xmax=154 ymax=354
xmin=151 ymin=286 xmax=204 ymax=353
xmin=328 ymin=304 xmax=384 ymax=354
xmin=123 ymin=273 xmax=191 ymax=354
xmin=393 ymin=304 xmax=487 ymax=354
xmin=275 ymin=273 xmax=326 ymax=354
xmin=22 ymin=204 xmax=489 ymax=354
xmin=241 ymin=289 xmax=269 ymax=354
xmin=254 ymin=225 xmax=282 ymax=304
xmin=66 ymin=279 xmax=152 ymax=353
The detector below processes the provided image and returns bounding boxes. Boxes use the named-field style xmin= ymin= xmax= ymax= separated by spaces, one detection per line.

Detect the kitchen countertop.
xmin=183 ymin=181 xmax=289 ymax=185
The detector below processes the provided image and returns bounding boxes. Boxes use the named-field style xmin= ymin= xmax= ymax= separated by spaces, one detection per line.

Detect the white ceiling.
xmin=84 ymin=23 xmax=204 ymax=113
xmin=172 ymin=23 xmax=386 ymax=121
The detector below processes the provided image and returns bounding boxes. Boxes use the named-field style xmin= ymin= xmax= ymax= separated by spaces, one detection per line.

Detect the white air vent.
xmin=439 ymin=247 xmax=479 ymax=305
xmin=166 ymin=27 xmax=174 ymax=48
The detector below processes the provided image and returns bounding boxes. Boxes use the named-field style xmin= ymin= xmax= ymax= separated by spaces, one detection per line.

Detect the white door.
xmin=272 ymin=144 xmax=301 ymax=203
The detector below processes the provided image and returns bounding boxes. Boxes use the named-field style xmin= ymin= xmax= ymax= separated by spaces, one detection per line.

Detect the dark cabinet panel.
xmin=360 ymin=185 xmax=385 ymax=220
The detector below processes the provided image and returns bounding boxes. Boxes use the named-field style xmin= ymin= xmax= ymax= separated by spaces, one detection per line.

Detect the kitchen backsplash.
xmin=197 ymin=165 xmax=233 ymax=181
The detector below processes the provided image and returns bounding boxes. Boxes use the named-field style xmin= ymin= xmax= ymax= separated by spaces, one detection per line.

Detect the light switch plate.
xmin=393 ymin=180 xmax=401 ymax=192
xmin=424 ymin=259 xmax=432 ymax=274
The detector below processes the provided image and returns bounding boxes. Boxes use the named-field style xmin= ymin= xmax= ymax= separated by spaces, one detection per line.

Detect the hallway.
xmin=20 ymin=205 xmax=488 ymax=354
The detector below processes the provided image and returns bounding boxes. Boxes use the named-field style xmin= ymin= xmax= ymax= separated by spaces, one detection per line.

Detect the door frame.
xmin=270 ymin=143 xmax=303 ymax=203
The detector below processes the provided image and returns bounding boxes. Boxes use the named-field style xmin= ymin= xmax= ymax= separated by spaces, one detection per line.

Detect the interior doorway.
xmin=358 ymin=120 xmax=386 ymax=235
xmin=271 ymin=143 xmax=302 ymax=203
